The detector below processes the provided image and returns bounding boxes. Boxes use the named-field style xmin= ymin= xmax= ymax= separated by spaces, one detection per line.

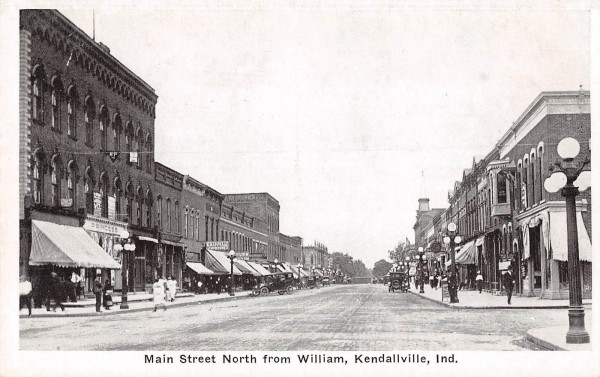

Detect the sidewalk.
xmin=408 ymin=284 xmax=593 ymax=351
xmin=20 ymin=290 xmax=256 ymax=318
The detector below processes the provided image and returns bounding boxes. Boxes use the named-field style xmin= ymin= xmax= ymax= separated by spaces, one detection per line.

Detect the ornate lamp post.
xmin=417 ymin=247 xmax=425 ymax=293
xmin=544 ymin=137 xmax=591 ymax=344
xmin=227 ymin=250 xmax=236 ymax=296
xmin=443 ymin=223 xmax=462 ymax=303
xmin=113 ymin=238 xmax=135 ymax=309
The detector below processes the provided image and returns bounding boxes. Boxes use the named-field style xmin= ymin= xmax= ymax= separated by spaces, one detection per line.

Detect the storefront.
xmin=82 ymin=215 xmax=129 ymax=291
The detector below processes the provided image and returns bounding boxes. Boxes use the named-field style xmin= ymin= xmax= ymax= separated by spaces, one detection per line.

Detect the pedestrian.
xmin=475 ymin=271 xmax=483 ymax=293
xmin=502 ymin=268 xmax=515 ymax=305
xmin=93 ymin=275 xmax=104 ymax=313
xmin=448 ymin=272 xmax=459 ymax=303
xmin=46 ymin=272 xmax=65 ymax=312
xmin=71 ymin=271 xmax=82 ymax=302
xmin=165 ymin=276 xmax=173 ymax=302
xmin=197 ymin=279 xmax=203 ymax=294
xmin=19 ymin=275 xmax=33 ymax=317
xmin=167 ymin=276 xmax=177 ymax=302
xmin=152 ymin=278 xmax=167 ymax=311
xmin=103 ymin=279 xmax=114 ymax=310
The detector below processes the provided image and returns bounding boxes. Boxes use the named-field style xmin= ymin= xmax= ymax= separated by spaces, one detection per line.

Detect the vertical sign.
xmin=108 ymin=196 xmax=116 ymax=221
xmin=93 ymin=192 xmax=102 ymax=216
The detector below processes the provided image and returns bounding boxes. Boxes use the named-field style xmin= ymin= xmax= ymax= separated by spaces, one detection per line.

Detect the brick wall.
xmin=19 ymin=29 xmax=32 ymax=220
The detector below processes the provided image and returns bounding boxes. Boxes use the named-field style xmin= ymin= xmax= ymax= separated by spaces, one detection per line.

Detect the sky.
xmin=56 ymin=4 xmax=590 ymax=268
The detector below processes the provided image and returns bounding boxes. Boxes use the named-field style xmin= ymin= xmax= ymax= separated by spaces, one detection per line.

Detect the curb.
xmin=407 ymin=291 xmax=591 ymax=310
xmin=526 ymin=330 xmax=565 ymax=351
xmin=20 ymin=293 xmax=257 ymax=319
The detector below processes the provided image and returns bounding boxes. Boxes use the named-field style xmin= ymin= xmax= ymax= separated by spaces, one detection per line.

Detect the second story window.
xmin=113 ymin=114 xmax=122 ymax=154
xmin=497 ymin=173 xmax=507 ymax=204
xmin=157 ymin=196 xmax=163 ymax=230
xmin=146 ymin=190 xmax=153 ymax=228
xmin=175 ymin=201 xmax=180 ymax=233
xmin=32 ymin=65 xmax=46 ymax=124
xmin=50 ymin=156 xmax=60 ymax=207
xmin=84 ymin=95 xmax=95 ymax=147
xmin=99 ymin=106 xmax=108 ymax=151
xmin=166 ymin=199 xmax=172 ymax=232
xmin=32 ymin=152 xmax=43 ymax=204
xmin=84 ymin=167 xmax=94 ymax=215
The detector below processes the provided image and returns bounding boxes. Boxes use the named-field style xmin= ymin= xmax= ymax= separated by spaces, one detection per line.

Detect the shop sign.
xmin=84 ymin=218 xmax=128 ymax=237
xmin=129 ymin=152 xmax=138 ymax=163
xmin=93 ymin=192 xmax=102 ymax=216
xmin=236 ymin=251 xmax=249 ymax=260
xmin=108 ymin=196 xmax=116 ymax=221
xmin=60 ymin=198 xmax=73 ymax=207
xmin=203 ymin=241 xmax=230 ymax=251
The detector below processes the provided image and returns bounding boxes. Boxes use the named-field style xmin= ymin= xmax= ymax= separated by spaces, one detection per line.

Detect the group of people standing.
xmin=152 ymin=276 xmax=178 ymax=312
xmin=93 ymin=275 xmax=114 ymax=313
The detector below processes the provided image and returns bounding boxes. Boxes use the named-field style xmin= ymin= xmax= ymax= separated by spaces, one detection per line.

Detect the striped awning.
xmin=204 ymin=249 xmax=242 ymax=275
xmin=247 ymin=261 xmax=272 ymax=276
xmin=234 ymin=260 xmax=261 ymax=276
xmin=186 ymin=262 xmax=214 ymax=275
xmin=29 ymin=220 xmax=121 ymax=269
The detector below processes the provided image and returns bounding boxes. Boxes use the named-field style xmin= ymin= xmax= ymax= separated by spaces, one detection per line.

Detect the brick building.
xmin=19 ymin=10 xmax=158 ymax=298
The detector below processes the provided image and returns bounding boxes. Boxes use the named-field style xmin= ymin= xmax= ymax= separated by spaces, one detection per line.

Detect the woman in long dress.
xmin=152 ymin=278 xmax=167 ymax=312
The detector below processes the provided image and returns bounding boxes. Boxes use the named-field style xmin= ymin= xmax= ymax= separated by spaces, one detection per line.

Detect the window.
xmin=114 ymin=178 xmax=122 ymax=221
xmin=175 ymin=201 xmax=180 ymax=233
xmin=66 ymin=85 xmax=78 ymax=138
xmin=538 ymin=145 xmax=545 ymax=202
xmin=522 ymin=157 xmax=529 ymax=208
xmin=158 ymin=196 xmax=163 ymax=230
xmin=146 ymin=190 xmax=153 ymax=228
xmin=136 ymin=127 xmax=143 ymax=169
xmin=32 ymin=152 xmax=43 ymax=204
xmin=137 ymin=187 xmax=143 ymax=226
xmin=99 ymin=106 xmax=108 ymax=151
xmin=497 ymin=173 xmax=507 ymax=204
xmin=184 ymin=208 xmax=189 ymax=238
xmin=84 ymin=96 xmax=95 ymax=146
xmin=530 ymin=151 xmax=536 ymax=205
xmin=84 ymin=166 xmax=94 ymax=214
xmin=50 ymin=156 xmax=60 ymax=206
xmin=125 ymin=122 xmax=133 ymax=163
xmin=196 ymin=213 xmax=200 ymax=240
xmin=166 ymin=199 xmax=172 ymax=232
xmin=125 ymin=183 xmax=133 ymax=223
xmin=113 ymin=114 xmax=122 ymax=155
xmin=32 ymin=65 xmax=45 ymax=123
xmin=67 ymin=161 xmax=77 ymax=208
xmin=99 ymin=173 xmax=109 ymax=217
xmin=51 ymin=90 xmax=61 ymax=130
xmin=145 ymin=133 xmax=153 ymax=173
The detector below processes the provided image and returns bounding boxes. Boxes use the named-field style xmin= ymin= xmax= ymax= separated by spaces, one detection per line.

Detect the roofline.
xmin=224 ymin=192 xmax=280 ymax=205
xmin=183 ymin=174 xmax=224 ymax=199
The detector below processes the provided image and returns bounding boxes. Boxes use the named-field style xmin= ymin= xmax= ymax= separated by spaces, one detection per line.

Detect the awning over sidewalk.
xmin=234 ymin=260 xmax=261 ymax=276
xmin=314 ymin=270 xmax=323 ymax=277
xmin=29 ymin=220 xmax=121 ymax=269
xmin=186 ymin=262 xmax=214 ymax=275
xmin=549 ymin=211 xmax=592 ymax=262
xmin=247 ymin=261 xmax=272 ymax=276
xmin=203 ymin=249 xmax=242 ymax=275
xmin=277 ymin=265 xmax=286 ymax=273
xmin=288 ymin=265 xmax=300 ymax=279
xmin=138 ymin=236 xmax=158 ymax=243
xmin=299 ymin=268 xmax=310 ymax=277
xmin=445 ymin=240 xmax=476 ymax=266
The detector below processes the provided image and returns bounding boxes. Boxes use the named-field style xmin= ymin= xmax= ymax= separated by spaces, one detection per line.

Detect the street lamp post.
xmin=443 ymin=223 xmax=462 ymax=303
xmin=418 ymin=247 xmax=425 ymax=293
xmin=113 ymin=239 xmax=135 ymax=309
xmin=544 ymin=137 xmax=591 ymax=344
xmin=227 ymin=250 xmax=236 ymax=296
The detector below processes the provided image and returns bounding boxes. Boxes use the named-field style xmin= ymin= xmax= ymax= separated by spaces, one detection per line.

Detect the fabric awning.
xmin=455 ymin=240 xmax=476 ymax=265
xmin=475 ymin=236 xmax=484 ymax=247
xmin=288 ymin=265 xmax=300 ymax=279
xmin=549 ymin=211 xmax=592 ymax=262
xmin=186 ymin=262 xmax=214 ymax=275
xmin=161 ymin=240 xmax=185 ymax=247
xmin=138 ymin=236 xmax=158 ymax=243
xmin=314 ymin=270 xmax=323 ymax=277
xmin=234 ymin=260 xmax=260 ymax=276
xmin=299 ymin=268 xmax=310 ymax=277
xmin=247 ymin=261 xmax=272 ymax=276
xmin=205 ymin=249 xmax=242 ymax=275
xmin=29 ymin=220 xmax=121 ymax=269
xmin=277 ymin=265 xmax=286 ymax=273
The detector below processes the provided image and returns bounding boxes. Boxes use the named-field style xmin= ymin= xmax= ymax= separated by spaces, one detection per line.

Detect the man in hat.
xmin=502 ymin=267 xmax=515 ymax=304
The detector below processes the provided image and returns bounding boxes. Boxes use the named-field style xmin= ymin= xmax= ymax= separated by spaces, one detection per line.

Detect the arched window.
xmin=99 ymin=105 xmax=109 ymax=151
xmin=66 ymin=85 xmax=78 ymax=138
xmin=522 ymin=156 xmax=529 ymax=208
xmin=166 ymin=198 xmax=172 ymax=232
xmin=66 ymin=160 xmax=78 ymax=208
xmin=530 ymin=150 xmax=537 ymax=205
xmin=84 ymin=166 xmax=95 ymax=214
xmin=125 ymin=121 xmax=133 ymax=163
xmin=175 ymin=201 xmax=180 ymax=233
xmin=125 ymin=182 xmax=133 ymax=223
xmin=538 ymin=143 xmax=545 ymax=202
xmin=196 ymin=212 xmax=200 ymax=240
xmin=114 ymin=177 xmax=122 ymax=221
xmin=84 ymin=95 xmax=96 ymax=146
xmin=145 ymin=133 xmax=153 ymax=173
xmin=516 ymin=160 xmax=523 ymax=210
xmin=136 ymin=127 xmax=143 ymax=169
xmin=32 ymin=65 xmax=46 ymax=123
xmin=50 ymin=155 xmax=61 ymax=207
xmin=136 ymin=186 xmax=143 ymax=225
xmin=157 ymin=195 xmax=163 ymax=230
xmin=146 ymin=189 xmax=153 ymax=228
xmin=184 ymin=207 xmax=189 ymax=238
xmin=32 ymin=150 xmax=44 ymax=204
xmin=99 ymin=172 xmax=109 ymax=217
xmin=50 ymin=77 xmax=63 ymax=131
xmin=112 ymin=113 xmax=122 ymax=155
